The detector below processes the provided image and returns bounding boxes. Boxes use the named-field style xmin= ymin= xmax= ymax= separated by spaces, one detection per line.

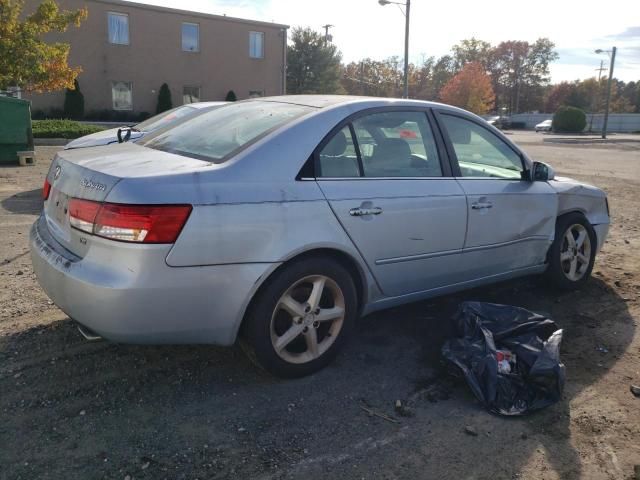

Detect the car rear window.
xmin=140 ymin=101 xmax=314 ymax=163
xmin=135 ymin=105 xmax=198 ymax=132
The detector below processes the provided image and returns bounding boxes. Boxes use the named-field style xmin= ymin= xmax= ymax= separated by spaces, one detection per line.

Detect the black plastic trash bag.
xmin=442 ymin=301 xmax=565 ymax=416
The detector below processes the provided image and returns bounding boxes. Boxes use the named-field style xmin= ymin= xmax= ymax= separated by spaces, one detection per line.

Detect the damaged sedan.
xmin=30 ymin=96 xmax=610 ymax=377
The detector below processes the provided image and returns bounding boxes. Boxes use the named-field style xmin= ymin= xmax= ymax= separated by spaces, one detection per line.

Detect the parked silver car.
xmin=31 ymin=96 xmax=610 ymax=377
xmin=63 ymin=102 xmax=227 ymax=149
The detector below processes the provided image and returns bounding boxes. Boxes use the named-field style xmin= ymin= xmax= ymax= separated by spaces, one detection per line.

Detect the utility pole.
xmin=602 ymin=46 xmax=616 ymax=139
xmin=595 ymin=60 xmax=607 ymax=81
xmin=589 ymin=60 xmax=607 ymax=132
xmin=595 ymin=46 xmax=617 ymax=139
xmin=378 ymin=0 xmax=410 ymax=99
xmin=322 ymin=24 xmax=333 ymax=43
xmin=403 ymin=0 xmax=410 ymax=98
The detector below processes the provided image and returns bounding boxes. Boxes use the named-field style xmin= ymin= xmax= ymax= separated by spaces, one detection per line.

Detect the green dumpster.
xmin=0 ymin=96 xmax=34 ymax=164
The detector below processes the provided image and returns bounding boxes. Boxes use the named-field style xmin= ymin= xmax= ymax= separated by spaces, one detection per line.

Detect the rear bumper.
xmin=30 ymin=215 xmax=276 ymax=345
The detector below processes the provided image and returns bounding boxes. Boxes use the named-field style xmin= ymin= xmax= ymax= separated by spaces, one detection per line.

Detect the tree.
xmin=622 ymin=81 xmax=640 ymax=113
xmin=0 ymin=0 xmax=87 ymax=92
xmin=451 ymin=38 xmax=493 ymax=71
xmin=225 ymin=90 xmax=237 ymax=101
xmin=431 ymin=55 xmax=456 ymax=101
xmin=491 ymin=38 xmax=558 ymax=113
xmin=609 ymin=80 xmax=635 ymax=113
xmin=409 ymin=56 xmax=435 ymax=99
xmin=287 ymin=27 xmax=343 ymax=94
xmin=341 ymin=57 xmax=402 ymax=97
xmin=439 ymin=62 xmax=495 ymax=114
xmin=63 ymin=78 xmax=83 ymax=119
xmin=156 ymin=83 xmax=172 ymax=114
xmin=544 ymin=82 xmax=574 ymax=112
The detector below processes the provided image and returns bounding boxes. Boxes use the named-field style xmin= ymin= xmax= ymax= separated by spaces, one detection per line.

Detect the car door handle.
xmin=349 ymin=207 xmax=383 ymax=216
xmin=471 ymin=202 xmax=493 ymax=210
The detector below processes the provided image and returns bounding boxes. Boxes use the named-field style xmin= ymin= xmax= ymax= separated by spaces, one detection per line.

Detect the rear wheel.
xmin=242 ymin=257 xmax=357 ymax=378
xmin=546 ymin=213 xmax=597 ymax=289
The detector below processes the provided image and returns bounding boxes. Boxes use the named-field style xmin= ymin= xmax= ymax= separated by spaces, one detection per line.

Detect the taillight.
xmin=68 ymin=199 xmax=192 ymax=243
xmin=69 ymin=199 xmax=101 ymax=234
xmin=43 ymin=179 xmax=51 ymax=200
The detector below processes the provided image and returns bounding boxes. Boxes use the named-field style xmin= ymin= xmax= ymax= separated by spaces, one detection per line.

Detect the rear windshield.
xmin=136 ymin=105 xmax=197 ymax=132
xmin=140 ymin=101 xmax=314 ymax=163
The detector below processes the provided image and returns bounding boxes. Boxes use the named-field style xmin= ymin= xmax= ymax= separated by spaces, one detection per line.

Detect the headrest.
xmin=322 ymin=130 xmax=347 ymax=156
xmin=448 ymin=123 xmax=471 ymax=144
xmin=372 ymin=138 xmax=411 ymax=161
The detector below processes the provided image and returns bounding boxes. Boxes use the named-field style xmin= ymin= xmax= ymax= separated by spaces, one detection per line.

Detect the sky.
xmin=135 ymin=0 xmax=639 ymax=83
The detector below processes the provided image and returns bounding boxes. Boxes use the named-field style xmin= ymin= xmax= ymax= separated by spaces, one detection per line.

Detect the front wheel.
xmin=546 ymin=213 xmax=597 ymax=289
xmin=241 ymin=257 xmax=357 ymax=378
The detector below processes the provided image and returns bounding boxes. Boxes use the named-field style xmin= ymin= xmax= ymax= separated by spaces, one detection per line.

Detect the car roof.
xmin=189 ymin=101 xmax=229 ymax=109
xmin=254 ymin=94 xmax=459 ymax=111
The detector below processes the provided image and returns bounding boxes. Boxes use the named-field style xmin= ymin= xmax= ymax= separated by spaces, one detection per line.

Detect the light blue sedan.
xmin=31 ymin=96 xmax=610 ymax=377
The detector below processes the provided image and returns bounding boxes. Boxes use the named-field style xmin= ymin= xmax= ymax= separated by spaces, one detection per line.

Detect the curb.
xmin=543 ymin=138 xmax=640 ymax=145
xmin=34 ymin=138 xmax=68 ymax=146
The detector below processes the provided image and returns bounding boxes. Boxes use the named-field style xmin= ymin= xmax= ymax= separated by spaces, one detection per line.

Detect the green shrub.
xmin=156 ymin=83 xmax=172 ymax=113
xmin=32 ymin=120 xmax=105 ymax=139
xmin=225 ymin=90 xmax=237 ymax=101
xmin=552 ymin=106 xmax=586 ymax=133
xmin=63 ymin=79 xmax=84 ymax=119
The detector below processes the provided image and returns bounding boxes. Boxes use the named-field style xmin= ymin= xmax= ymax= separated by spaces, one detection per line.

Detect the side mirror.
xmin=532 ymin=161 xmax=555 ymax=182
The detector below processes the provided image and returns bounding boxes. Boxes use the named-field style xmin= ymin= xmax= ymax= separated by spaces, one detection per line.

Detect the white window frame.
xmin=111 ymin=81 xmax=133 ymax=111
xmin=107 ymin=12 xmax=129 ymax=45
xmin=183 ymin=85 xmax=201 ymax=104
xmin=181 ymin=22 xmax=199 ymax=52
xmin=249 ymin=31 xmax=264 ymax=59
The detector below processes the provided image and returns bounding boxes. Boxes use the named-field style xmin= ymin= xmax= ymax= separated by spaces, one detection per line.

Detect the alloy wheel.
xmin=270 ymin=275 xmax=345 ymax=364
xmin=560 ymin=223 xmax=592 ymax=281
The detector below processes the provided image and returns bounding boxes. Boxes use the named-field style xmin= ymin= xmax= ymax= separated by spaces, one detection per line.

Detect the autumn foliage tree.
xmin=439 ymin=62 xmax=495 ymax=114
xmin=0 ymin=0 xmax=87 ymax=92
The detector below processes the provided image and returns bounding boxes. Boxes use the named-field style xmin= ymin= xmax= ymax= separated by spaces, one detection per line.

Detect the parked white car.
xmin=535 ymin=119 xmax=553 ymax=132
xmin=64 ymin=102 xmax=227 ymax=149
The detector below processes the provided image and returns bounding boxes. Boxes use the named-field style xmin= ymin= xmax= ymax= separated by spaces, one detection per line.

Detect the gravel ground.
xmin=1 ymin=133 xmax=639 ymax=480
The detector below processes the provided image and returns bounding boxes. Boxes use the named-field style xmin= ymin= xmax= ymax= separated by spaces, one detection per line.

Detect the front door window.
xmin=441 ymin=114 xmax=523 ymax=179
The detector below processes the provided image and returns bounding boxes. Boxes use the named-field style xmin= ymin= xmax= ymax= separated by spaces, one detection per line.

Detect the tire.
xmin=241 ymin=257 xmax=358 ymax=378
xmin=546 ymin=212 xmax=597 ymax=289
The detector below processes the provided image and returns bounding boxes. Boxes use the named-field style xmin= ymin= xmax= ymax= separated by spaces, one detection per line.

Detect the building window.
xmin=112 ymin=81 xmax=133 ymax=110
xmin=249 ymin=90 xmax=264 ymax=98
xmin=249 ymin=31 xmax=264 ymax=58
xmin=183 ymin=86 xmax=200 ymax=104
xmin=107 ymin=12 xmax=129 ymax=45
xmin=182 ymin=23 xmax=199 ymax=52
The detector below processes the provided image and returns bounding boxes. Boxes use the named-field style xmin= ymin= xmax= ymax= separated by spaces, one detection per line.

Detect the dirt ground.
xmin=1 ymin=132 xmax=639 ymax=480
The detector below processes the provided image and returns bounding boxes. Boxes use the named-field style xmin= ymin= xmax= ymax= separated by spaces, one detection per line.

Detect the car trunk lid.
xmin=44 ymin=143 xmax=210 ymax=257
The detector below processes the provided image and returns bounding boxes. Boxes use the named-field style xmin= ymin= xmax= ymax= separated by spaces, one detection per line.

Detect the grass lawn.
xmin=32 ymin=119 xmax=106 ymax=139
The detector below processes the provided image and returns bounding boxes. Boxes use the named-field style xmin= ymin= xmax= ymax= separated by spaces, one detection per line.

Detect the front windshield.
xmin=135 ymin=105 xmax=197 ymax=132
xmin=140 ymin=101 xmax=314 ymax=163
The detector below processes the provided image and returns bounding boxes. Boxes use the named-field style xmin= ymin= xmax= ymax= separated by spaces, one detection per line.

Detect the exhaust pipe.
xmin=77 ymin=323 xmax=103 ymax=342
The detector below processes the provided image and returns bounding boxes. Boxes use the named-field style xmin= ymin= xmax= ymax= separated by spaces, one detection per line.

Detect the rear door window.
xmin=318 ymin=126 xmax=361 ymax=177
xmin=352 ymin=111 xmax=442 ymax=178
